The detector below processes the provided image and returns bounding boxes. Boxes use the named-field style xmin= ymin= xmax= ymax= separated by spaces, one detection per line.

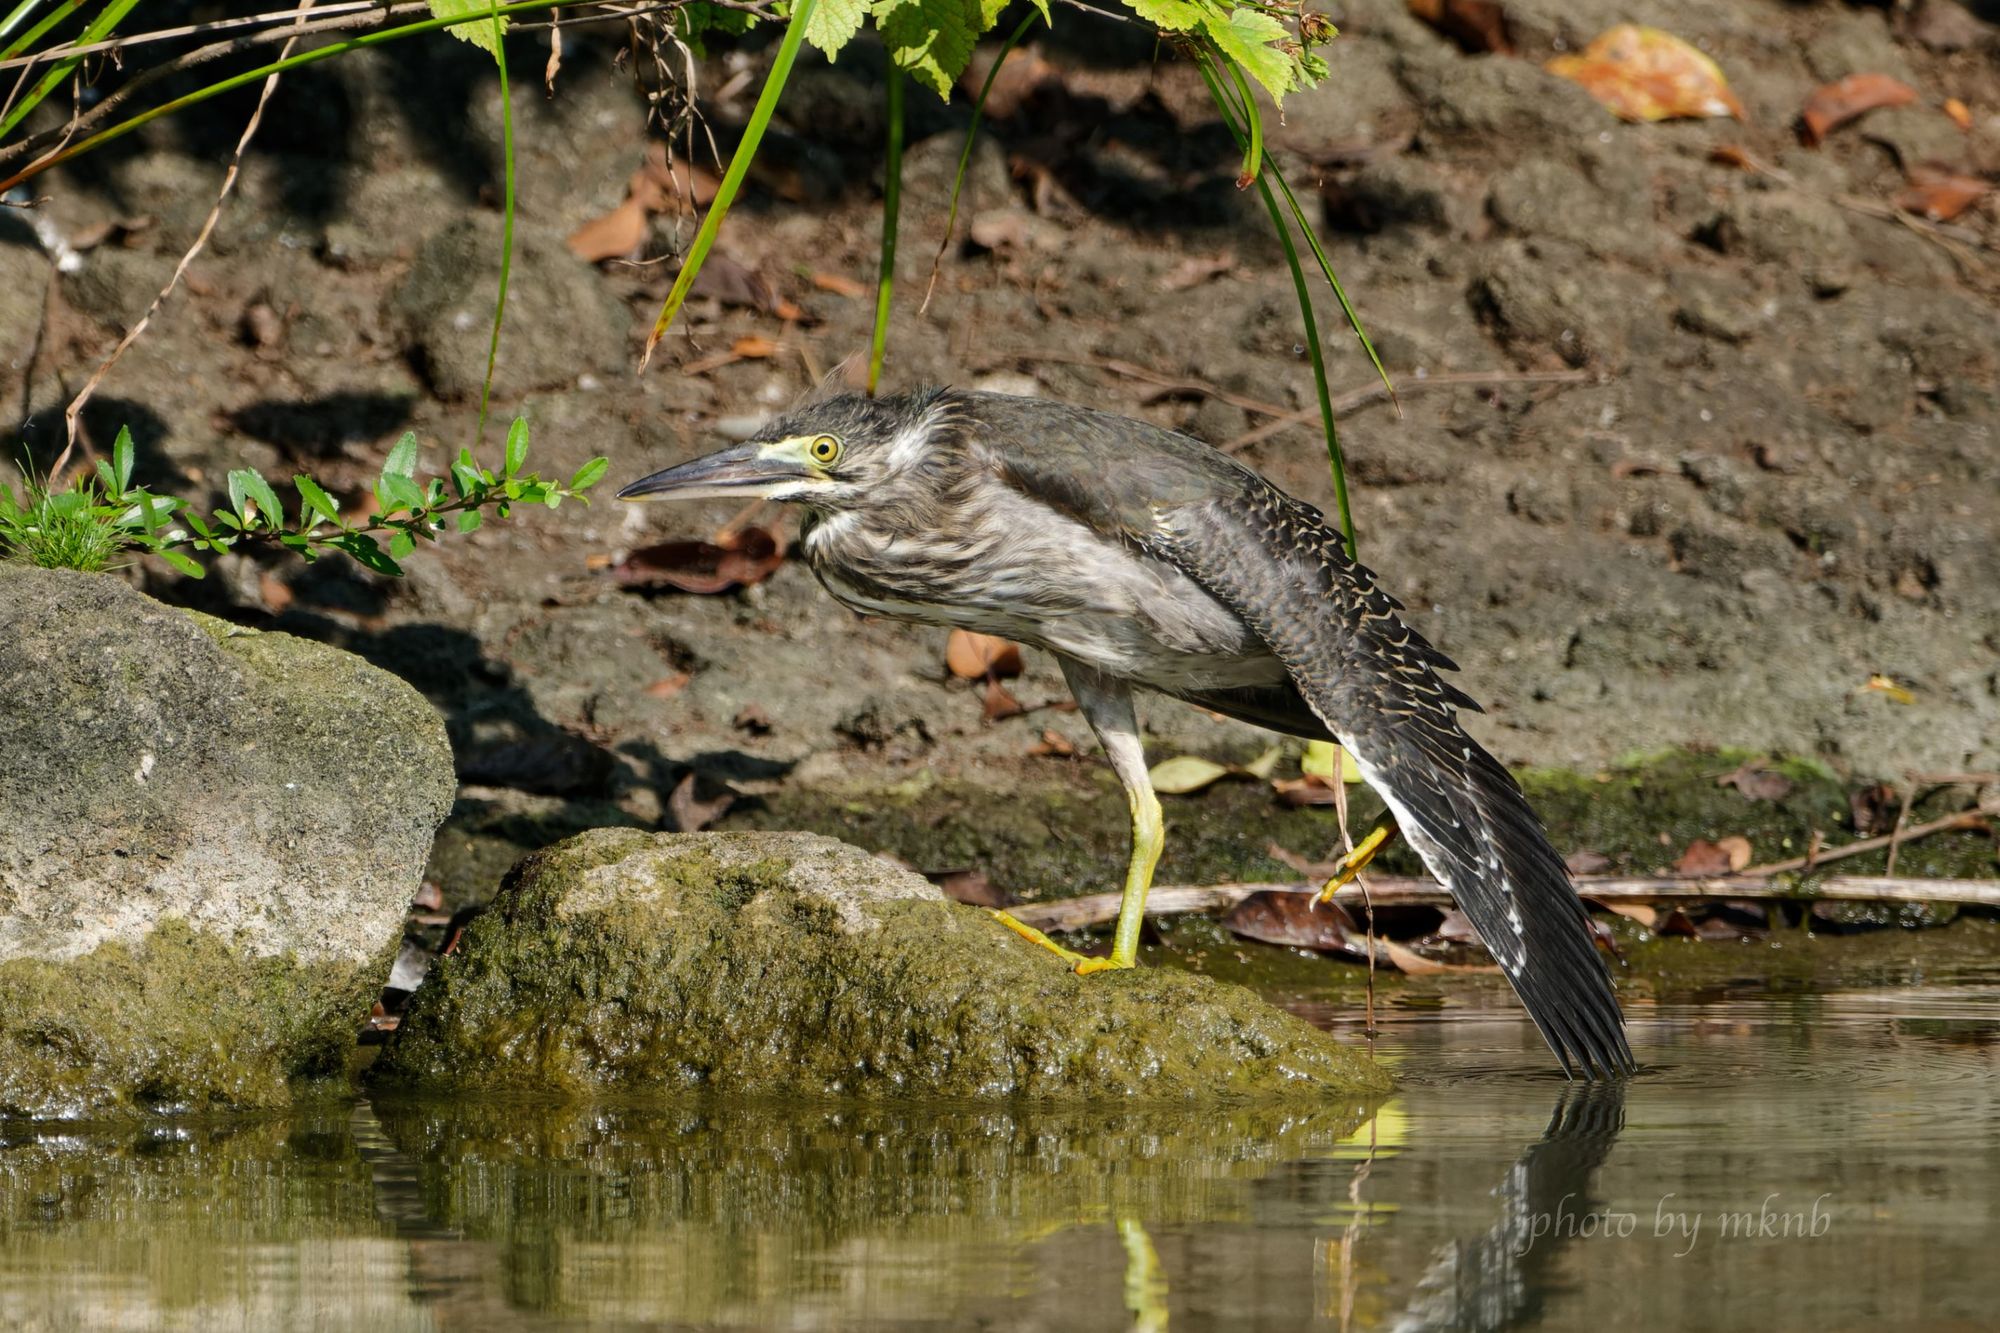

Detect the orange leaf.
xmin=1546 ymin=25 xmax=1743 ymax=122
xmin=566 ymin=196 xmax=650 ymax=263
xmin=1943 ymin=97 xmax=1972 ymax=132
xmin=1407 ymin=0 xmax=1512 ymax=55
xmin=812 ymin=272 xmax=869 ymax=298
xmin=730 ymin=335 xmax=778 ymax=359
xmin=1798 ymin=73 xmax=1918 ymax=146
xmin=1896 ymin=166 xmax=1991 ymax=222
xmin=946 ymin=629 xmax=1025 ymax=679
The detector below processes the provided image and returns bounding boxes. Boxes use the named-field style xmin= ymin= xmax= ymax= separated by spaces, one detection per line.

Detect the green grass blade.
xmin=1226 ymin=59 xmax=1262 ymax=189
xmin=0 ymin=0 xmax=143 ymax=138
xmin=0 ymin=0 xmax=577 ymax=191
xmin=920 ymin=9 xmax=1038 ymax=314
xmin=0 ymin=0 xmax=64 ymax=61
xmin=1267 ymin=165 xmax=1396 ymax=412
xmin=474 ymin=0 xmax=516 ymax=443
xmin=640 ymin=0 xmax=818 ymax=368
xmin=867 ymin=65 xmax=904 ymax=396
xmin=1198 ymin=51 xmax=1355 ymax=556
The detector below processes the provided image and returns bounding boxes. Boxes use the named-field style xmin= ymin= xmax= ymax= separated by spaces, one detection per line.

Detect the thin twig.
xmin=1884 ymin=784 xmax=1913 ymax=879
xmin=1005 ymin=869 xmax=2000 ymax=933
xmin=53 ymin=0 xmax=316 ymax=472
xmin=1740 ymin=804 xmax=1995 ymax=876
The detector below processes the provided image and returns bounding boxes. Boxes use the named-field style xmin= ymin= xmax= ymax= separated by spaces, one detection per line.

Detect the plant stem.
xmin=867 ymin=64 xmax=904 ymax=396
xmin=639 ymin=0 xmax=817 ymax=367
xmin=475 ymin=0 xmax=516 ymax=444
xmin=0 ymin=0 xmax=143 ymax=138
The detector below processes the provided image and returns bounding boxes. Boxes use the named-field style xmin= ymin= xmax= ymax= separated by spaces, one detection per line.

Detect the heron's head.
xmin=616 ymin=390 xmax=946 ymax=513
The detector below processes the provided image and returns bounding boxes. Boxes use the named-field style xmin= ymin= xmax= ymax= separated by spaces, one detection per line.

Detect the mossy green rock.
xmin=376 ymin=829 xmax=1388 ymax=1098
xmin=0 ymin=566 xmax=455 ymax=1118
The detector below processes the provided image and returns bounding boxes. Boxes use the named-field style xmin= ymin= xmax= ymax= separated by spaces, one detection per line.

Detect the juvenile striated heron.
xmin=620 ymin=389 xmax=1633 ymax=1079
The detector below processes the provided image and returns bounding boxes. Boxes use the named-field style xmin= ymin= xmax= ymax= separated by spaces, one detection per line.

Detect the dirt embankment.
xmin=3 ymin=0 xmax=1995 ymax=906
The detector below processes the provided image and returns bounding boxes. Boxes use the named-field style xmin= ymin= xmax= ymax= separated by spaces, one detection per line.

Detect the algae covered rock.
xmin=375 ymin=829 xmax=1388 ymax=1098
xmin=0 ymin=566 xmax=455 ymax=1117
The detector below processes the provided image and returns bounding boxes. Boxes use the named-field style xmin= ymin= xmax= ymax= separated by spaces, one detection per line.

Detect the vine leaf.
xmin=426 ymin=0 xmax=508 ymax=56
xmin=1202 ymin=8 xmax=1296 ymax=102
xmin=808 ymin=0 xmax=870 ymax=58
xmin=874 ymin=0 xmax=981 ymax=99
xmin=1124 ymin=0 xmax=1205 ymax=31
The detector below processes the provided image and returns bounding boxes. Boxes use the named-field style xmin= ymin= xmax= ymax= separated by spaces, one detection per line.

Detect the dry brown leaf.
xmin=1546 ymin=25 xmax=1743 ymax=122
xmin=614 ymin=526 xmax=786 ymax=595
xmin=1896 ymin=166 xmax=1991 ymax=222
xmin=1565 ymin=849 xmax=1613 ymax=875
xmin=669 ymin=772 xmax=735 ymax=833
xmin=1862 ymin=673 xmax=1916 ymax=704
xmin=959 ymin=46 xmax=1059 ymax=120
xmin=566 ymin=196 xmax=650 ymax=263
xmin=1717 ymin=759 xmax=1793 ymax=802
xmin=812 ymin=271 xmax=869 ymax=298
xmin=1272 ymin=774 xmax=1343 ymax=807
xmin=1380 ymin=939 xmax=1501 ymax=975
xmin=1943 ymin=97 xmax=1973 ymax=132
xmin=1160 ymin=253 xmax=1237 ymax=292
xmin=645 ymin=672 xmax=692 ymax=700
xmin=1224 ymin=892 xmax=1365 ymax=955
xmin=731 ymin=334 xmax=779 ymax=359
xmin=1708 ymin=143 xmax=1757 ymax=170
xmin=1602 ymin=902 xmax=1660 ymax=928
xmin=733 ymin=703 xmax=772 ymax=733
xmin=1407 ymin=0 xmax=1512 ymax=55
xmin=928 ymin=868 xmax=1011 ymax=907
xmin=982 ymin=677 xmax=1026 ymax=721
xmin=1850 ymin=782 xmax=1899 ymax=836
xmin=1027 ymin=728 xmax=1077 ymax=758
xmin=1674 ymin=836 xmax=1752 ymax=876
xmin=1798 ymin=73 xmax=1918 ymax=146
xmin=946 ymin=629 xmax=1025 ymax=679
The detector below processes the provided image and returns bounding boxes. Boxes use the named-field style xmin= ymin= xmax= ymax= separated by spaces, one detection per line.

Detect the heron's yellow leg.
xmin=1118 ymin=1215 xmax=1170 ymax=1333
xmin=989 ymin=909 xmax=1102 ymax=970
xmin=1314 ymin=823 xmax=1395 ymax=905
xmin=1103 ymin=786 xmax=1164 ymax=970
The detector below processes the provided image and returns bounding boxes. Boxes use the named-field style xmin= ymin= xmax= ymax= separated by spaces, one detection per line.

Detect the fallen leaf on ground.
xmin=567 ymin=196 xmax=650 ymax=263
xmin=1566 ymin=848 xmax=1613 ymax=875
xmin=733 ymin=703 xmax=772 ymax=733
xmin=927 ymin=868 xmax=1012 ymax=907
xmin=1798 ymin=73 xmax=1918 ymax=146
xmin=1850 ymin=782 xmax=1899 ymax=836
xmin=811 ymin=271 xmax=869 ymax=297
xmin=669 ymin=772 xmax=735 ymax=832
xmin=1266 ymin=840 xmax=1337 ymax=880
xmin=1862 ymin=673 xmax=1915 ymax=704
xmin=1407 ymin=0 xmax=1512 ymax=55
xmin=1161 ymin=252 xmax=1237 ymax=291
xmin=959 ymin=45 xmax=1060 ymax=120
xmin=1717 ymin=759 xmax=1793 ymax=801
xmin=982 ymin=678 xmax=1026 ymax=721
xmin=412 ymin=880 xmax=445 ymax=912
xmin=1150 ymin=755 xmax=1234 ymax=795
xmin=1273 ymin=774 xmax=1344 ymax=807
xmin=1302 ymin=739 xmax=1363 ymax=784
xmin=1896 ymin=165 xmax=1991 ymax=222
xmin=646 ymin=672 xmax=692 ymax=699
xmin=1674 ymin=835 xmax=1752 ymax=876
xmin=1224 ymin=892 xmax=1366 ymax=955
xmin=1943 ymin=97 xmax=1972 ymax=132
xmin=1602 ymin=901 xmax=1660 ymax=927
xmin=614 ymin=525 xmax=786 ymax=595
xmin=945 ymin=629 xmax=1024 ymax=679
xmin=1027 ymin=728 xmax=1076 ymax=758
xmin=1547 ymin=25 xmax=1743 ymax=122
xmin=1380 ymin=938 xmax=1501 ymax=975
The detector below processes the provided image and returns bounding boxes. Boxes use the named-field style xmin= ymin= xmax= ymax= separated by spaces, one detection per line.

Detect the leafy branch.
xmin=0 ymin=420 xmax=608 ymax=580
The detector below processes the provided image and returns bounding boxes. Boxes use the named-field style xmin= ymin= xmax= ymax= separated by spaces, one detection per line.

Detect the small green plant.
xmin=0 ymin=421 xmax=608 ymax=580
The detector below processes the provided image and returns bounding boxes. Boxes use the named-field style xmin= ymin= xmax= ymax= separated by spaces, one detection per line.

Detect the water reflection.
xmin=2 ymin=989 xmax=1998 ymax=1329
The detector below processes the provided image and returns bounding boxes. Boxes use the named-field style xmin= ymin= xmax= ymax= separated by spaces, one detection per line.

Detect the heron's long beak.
xmin=616 ymin=444 xmax=814 ymax=501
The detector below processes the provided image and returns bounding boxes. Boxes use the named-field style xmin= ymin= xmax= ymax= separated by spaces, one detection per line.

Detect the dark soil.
xmin=5 ymin=0 xmax=1996 ymax=920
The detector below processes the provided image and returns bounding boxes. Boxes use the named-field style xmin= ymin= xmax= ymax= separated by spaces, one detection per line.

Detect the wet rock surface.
xmin=0 ymin=566 xmax=455 ymax=1118
xmin=375 ymin=829 xmax=1388 ymax=1098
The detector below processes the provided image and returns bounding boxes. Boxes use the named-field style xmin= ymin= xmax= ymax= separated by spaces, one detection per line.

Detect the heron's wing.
xmin=1175 ymin=683 xmax=1336 ymax=742
xmin=1145 ymin=487 xmax=1633 ymax=1079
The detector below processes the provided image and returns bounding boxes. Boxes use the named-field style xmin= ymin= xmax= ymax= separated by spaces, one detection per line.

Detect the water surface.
xmin=4 ymin=985 xmax=1997 ymax=1330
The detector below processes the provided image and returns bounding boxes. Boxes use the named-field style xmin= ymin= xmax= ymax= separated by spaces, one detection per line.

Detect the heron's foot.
xmin=1314 ymin=824 xmax=1396 ymax=905
xmin=989 ymin=910 xmax=1132 ymax=974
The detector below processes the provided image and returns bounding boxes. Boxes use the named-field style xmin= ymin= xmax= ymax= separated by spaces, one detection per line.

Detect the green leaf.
xmin=112 ymin=426 xmax=134 ymax=493
xmin=1302 ymin=739 xmax=1362 ymax=784
xmin=1203 ymin=9 xmax=1297 ymax=102
xmin=156 ymin=547 xmax=205 ymax=579
xmin=228 ymin=469 xmax=284 ymax=530
xmin=456 ymin=509 xmax=484 ymax=534
xmin=568 ymin=457 xmax=609 ymax=492
xmin=294 ymin=475 xmax=341 ymax=524
xmin=503 ymin=417 xmax=529 ymax=478
xmin=377 ymin=472 xmax=427 ymax=514
xmin=388 ymin=529 xmax=416 ymax=560
xmin=874 ymin=0 xmax=979 ymax=99
xmin=1149 ymin=755 xmax=1233 ymax=795
xmin=382 ymin=431 xmax=420 ymax=482
xmin=806 ymin=0 xmax=867 ymax=58
xmin=336 ymin=532 xmax=403 ymax=577
xmin=426 ymin=0 xmax=507 ymax=57
xmin=1123 ymin=0 xmax=1204 ymax=30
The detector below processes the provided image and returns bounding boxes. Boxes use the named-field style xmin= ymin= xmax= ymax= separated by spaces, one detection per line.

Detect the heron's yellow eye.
xmin=807 ymin=435 xmax=842 ymax=465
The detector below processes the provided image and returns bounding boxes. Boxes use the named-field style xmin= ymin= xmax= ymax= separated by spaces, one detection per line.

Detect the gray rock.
xmin=390 ymin=214 xmax=628 ymax=399
xmin=1860 ymin=106 xmax=1972 ymax=171
xmin=0 ymin=242 xmax=49 ymax=372
xmin=0 ymin=566 xmax=455 ymax=1117
xmin=60 ymin=248 xmax=179 ymax=332
xmin=1488 ymin=157 xmax=1657 ymax=261
xmin=1398 ymin=51 xmax=1609 ymax=146
xmin=1699 ymin=190 xmax=1856 ymax=296
xmin=375 ymin=829 xmax=1389 ymax=1099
